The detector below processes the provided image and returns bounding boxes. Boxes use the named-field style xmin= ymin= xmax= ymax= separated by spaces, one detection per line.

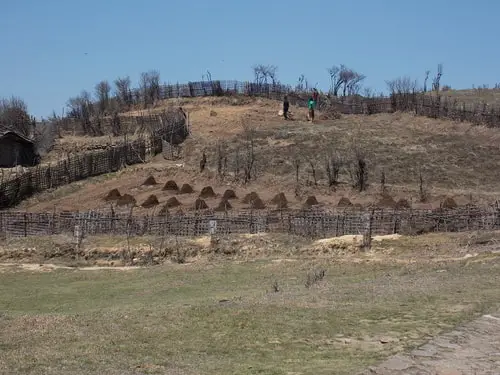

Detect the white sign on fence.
xmin=208 ymin=220 xmax=217 ymax=235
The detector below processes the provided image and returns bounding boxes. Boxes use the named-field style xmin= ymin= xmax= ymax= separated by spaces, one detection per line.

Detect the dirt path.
xmin=359 ymin=311 xmax=500 ymax=375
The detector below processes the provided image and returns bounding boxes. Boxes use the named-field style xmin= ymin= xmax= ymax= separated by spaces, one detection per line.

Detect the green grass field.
xmin=1 ymin=235 xmax=499 ymax=375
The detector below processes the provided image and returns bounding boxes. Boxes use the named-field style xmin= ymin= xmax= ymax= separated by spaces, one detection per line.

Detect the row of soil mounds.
xmin=105 ymin=184 xmax=461 ymax=211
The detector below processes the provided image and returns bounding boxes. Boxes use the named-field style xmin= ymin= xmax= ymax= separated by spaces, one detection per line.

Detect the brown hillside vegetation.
xmin=16 ymin=94 xmax=500 ymax=214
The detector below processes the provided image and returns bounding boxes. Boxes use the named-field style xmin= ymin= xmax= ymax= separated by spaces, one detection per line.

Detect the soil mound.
xmin=442 ymin=197 xmax=458 ymax=209
xmin=376 ymin=194 xmax=396 ymax=208
xmin=116 ymin=193 xmax=136 ymax=206
xmin=395 ymin=198 xmax=411 ymax=209
xmin=165 ymin=197 xmax=181 ymax=208
xmin=162 ymin=180 xmax=179 ymax=192
xmin=194 ymin=198 xmax=208 ymax=210
xmin=199 ymin=186 xmax=216 ymax=198
xmin=214 ymin=199 xmax=232 ymax=212
xmin=251 ymin=197 xmax=266 ymax=209
xmin=104 ymin=188 xmax=121 ymax=201
xmin=303 ymin=196 xmax=319 ymax=207
xmin=222 ymin=189 xmax=237 ymax=200
xmin=242 ymin=191 xmax=260 ymax=204
xmin=142 ymin=175 xmax=157 ymax=186
xmin=271 ymin=192 xmax=288 ymax=208
xmin=141 ymin=194 xmax=159 ymax=208
xmin=179 ymin=183 xmax=194 ymax=194
xmin=337 ymin=197 xmax=353 ymax=207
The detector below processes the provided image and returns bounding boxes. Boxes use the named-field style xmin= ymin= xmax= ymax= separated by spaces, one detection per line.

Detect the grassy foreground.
xmin=1 ymin=238 xmax=499 ymax=375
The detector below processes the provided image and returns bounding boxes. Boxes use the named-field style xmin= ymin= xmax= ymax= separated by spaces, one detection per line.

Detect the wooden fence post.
xmin=361 ymin=210 xmax=374 ymax=251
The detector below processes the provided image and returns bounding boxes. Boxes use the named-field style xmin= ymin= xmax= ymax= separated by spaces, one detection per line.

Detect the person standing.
xmin=307 ymin=97 xmax=315 ymax=123
xmin=283 ymin=95 xmax=290 ymax=120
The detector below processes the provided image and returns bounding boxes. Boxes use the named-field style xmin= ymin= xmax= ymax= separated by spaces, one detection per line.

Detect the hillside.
xmin=15 ymin=95 xmax=500 ymax=213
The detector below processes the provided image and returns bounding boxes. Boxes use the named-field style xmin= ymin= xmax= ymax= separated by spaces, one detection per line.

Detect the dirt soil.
xmin=17 ymin=95 xmax=500 ymax=213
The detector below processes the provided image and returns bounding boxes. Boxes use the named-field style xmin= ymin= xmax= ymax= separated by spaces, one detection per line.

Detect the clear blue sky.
xmin=1 ymin=0 xmax=498 ymax=119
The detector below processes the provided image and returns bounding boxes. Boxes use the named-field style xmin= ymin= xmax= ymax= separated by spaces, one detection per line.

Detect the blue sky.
xmin=1 ymin=0 xmax=498 ymax=119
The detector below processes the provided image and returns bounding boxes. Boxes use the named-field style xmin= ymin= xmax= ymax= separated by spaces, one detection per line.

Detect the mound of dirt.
xmin=179 ymin=183 xmax=194 ymax=194
xmin=194 ymin=198 xmax=209 ymax=210
xmin=337 ymin=197 xmax=353 ymax=207
xmin=199 ymin=186 xmax=216 ymax=198
xmin=251 ymin=197 xmax=266 ymax=209
xmin=165 ymin=196 xmax=181 ymax=208
xmin=116 ymin=193 xmax=136 ymax=206
xmin=395 ymin=198 xmax=411 ymax=209
xmin=242 ymin=192 xmax=260 ymax=204
xmin=303 ymin=196 xmax=319 ymax=208
xmin=104 ymin=188 xmax=121 ymax=201
xmin=376 ymin=194 xmax=396 ymax=208
xmin=162 ymin=180 xmax=179 ymax=192
xmin=442 ymin=197 xmax=458 ymax=209
xmin=142 ymin=175 xmax=157 ymax=186
xmin=141 ymin=194 xmax=159 ymax=208
xmin=214 ymin=199 xmax=232 ymax=212
xmin=270 ymin=192 xmax=288 ymax=208
xmin=222 ymin=189 xmax=237 ymax=200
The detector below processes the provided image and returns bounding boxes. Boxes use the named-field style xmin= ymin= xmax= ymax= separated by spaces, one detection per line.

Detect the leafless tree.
xmin=0 ymin=96 xmax=33 ymax=137
xmin=432 ymin=64 xmax=443 ymax=93
xmin=140 ymin=70 xmax=161 ymax=108
xmin=242 ymin=124 xmax=256 ymax=184
xmin=66 ymin=90 xmax=96 ymax=135
xmin=325 ymin=151 xmax=343 ymax=186
xmin=95 ymin=80 xmax=111 ymax=114
xmin=349 ymin=147 xmax=368 ymax=192
xmin=114 ymin=76 xmax=133 ymax=110
xmin=295 ymin=74 xmax=309 ymax=92
xmin=252 ymin=64 xmax=278 ymax=85
xmin=327 ymin=64 xmax=366 ymax=96
xmin=385 ymin=76 xmax=418 ymax=94
xmin=423 ymin=70 xmax=430 ymax=93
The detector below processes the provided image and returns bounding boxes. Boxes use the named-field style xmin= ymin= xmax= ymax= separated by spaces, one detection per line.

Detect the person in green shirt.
xmin=307 ymin=97 xmax=315 ymax=123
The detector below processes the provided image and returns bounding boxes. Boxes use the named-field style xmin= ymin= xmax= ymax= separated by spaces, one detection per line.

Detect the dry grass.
xmin=436 ymin=88 xmax=500 ymax=107
xmin=0 ymin=231 xmax=499 ymax=374
xmin=14 ymin=95 xmax=500 ymax=214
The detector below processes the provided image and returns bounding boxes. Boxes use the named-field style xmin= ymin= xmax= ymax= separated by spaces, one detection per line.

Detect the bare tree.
xmin=423 ymin=70 xmax=430 ymax=93
xmin=0 ymin=96 xmax=33 ymax=137
xmin=385 ymin=76 xmax=418 ymax=94
xmin=114 ymin=76 xmax=133 ymax=110
xmin=432 ymin=64 xmax=443 ymax=93
xmin=95 ymin=80 xmax=111 ymax=114
xmin=66 ymin=90 xmax=96 ymax=135
xmin=140 ymin=70 xmax=161 ymax=108
xmin=295 ymin=74 xmax=309 ymax=92
xmin=328 ymin=65 xmax=366 ymax=96
xmin=242 ymin=124 xmax=256 ymax=184
xmin=252 ymin=64 xmax=278 ymax=85
xmin=325 ymin=151 xmax=343 ymax=186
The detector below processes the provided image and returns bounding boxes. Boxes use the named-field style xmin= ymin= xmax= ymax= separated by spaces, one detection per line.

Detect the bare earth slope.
xmin=17 ymin=95 xmax=500 ymax=212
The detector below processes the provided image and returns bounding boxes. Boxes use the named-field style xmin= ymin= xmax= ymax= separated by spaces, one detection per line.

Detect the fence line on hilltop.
xmin=1 ymin=205 xmax=499 ymax=239
xmin=63 ymin=80 xmax=500 ymax=135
